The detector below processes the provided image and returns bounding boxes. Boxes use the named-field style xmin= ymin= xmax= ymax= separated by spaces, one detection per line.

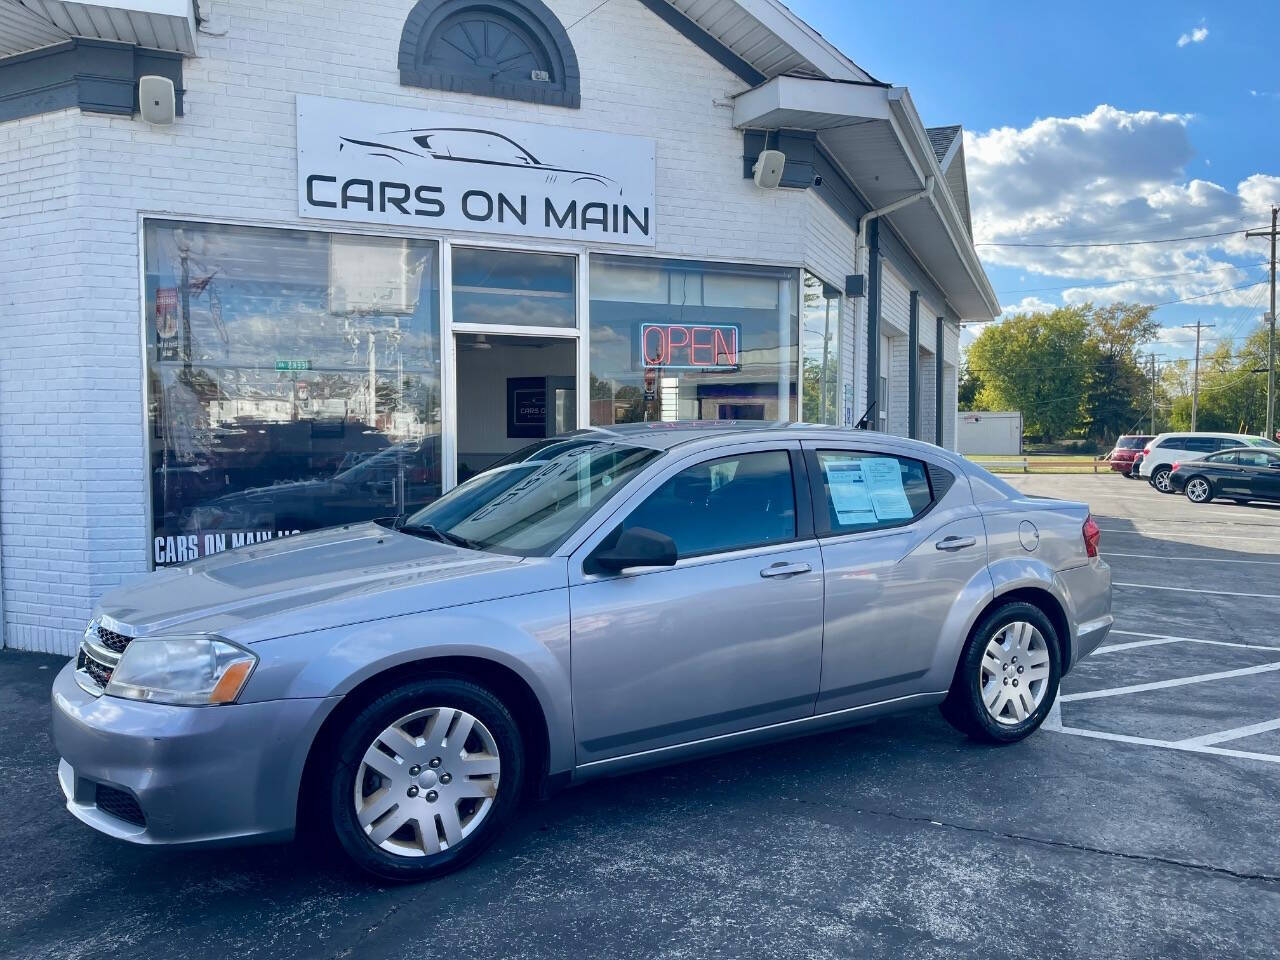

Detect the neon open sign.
xmin=640 ymin=322 xmax=740 ymax=370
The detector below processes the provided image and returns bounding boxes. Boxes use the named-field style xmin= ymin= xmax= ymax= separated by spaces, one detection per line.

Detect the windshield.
xmin=1116 ymin=436 xmax=1149 ymax=449
xmin=401 ymin=438 xmax=660 ymax=557
xmin=1244 ymin=437 xmax=1280 ymax=448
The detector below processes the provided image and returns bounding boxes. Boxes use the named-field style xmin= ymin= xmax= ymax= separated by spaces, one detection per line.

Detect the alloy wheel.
xmin=1153 ymin=469 xmax=1172 ymax=492
xmin=353 ymin=707 xmax=501 ymax=858
xmin=1186 ymin=478 xmax=1210 ymax=502
xmin=979 ymin=621 xmax=1052 ymax=725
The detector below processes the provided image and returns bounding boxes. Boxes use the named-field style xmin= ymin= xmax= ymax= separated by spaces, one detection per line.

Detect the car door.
xmin=801 ymin=441 xmax=990 ymax=714
xmin=1234 ymin=449 xmax=1280 ymax=500
xmin=567 ymin=442 xmax=824 ymax=765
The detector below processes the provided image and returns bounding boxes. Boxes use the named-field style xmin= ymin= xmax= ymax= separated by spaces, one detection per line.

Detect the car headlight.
xmin=105 ymin=636 xmax=257 ymax=706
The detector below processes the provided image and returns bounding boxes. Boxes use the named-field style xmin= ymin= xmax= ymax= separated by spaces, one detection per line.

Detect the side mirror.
xmin=589 ymin=527 xmax=678 ymax=574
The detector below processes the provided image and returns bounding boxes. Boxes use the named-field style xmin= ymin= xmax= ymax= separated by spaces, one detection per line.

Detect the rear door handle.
xmin=935 ymin=535 xmax=977 ymax=551
xmin=760 ymin=562 xmax=812 ymax=578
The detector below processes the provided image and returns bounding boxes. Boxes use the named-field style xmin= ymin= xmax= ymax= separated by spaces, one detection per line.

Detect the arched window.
xmin=399 ymin=0 xmax=581 ymax=108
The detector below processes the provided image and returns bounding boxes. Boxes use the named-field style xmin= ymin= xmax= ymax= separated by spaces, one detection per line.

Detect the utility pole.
xmin=1148 ymin=353 xmax=1157 ymax=434
xmin=1183 ymin=321 xmax=1214 ymax=431
xmin=1246 ymin=206 xmax=1279 ymax=440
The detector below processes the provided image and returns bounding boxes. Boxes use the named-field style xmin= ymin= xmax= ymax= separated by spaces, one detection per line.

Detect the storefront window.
xmin=452 ymin=247 xmax=576 ymax=328
xmin=588 ymin=255 xmax=798 ymax=424
xmin=144 ymin=220 xmax=440 ymax=567
xmin=801 ymin=272 xmax=841 ymax=425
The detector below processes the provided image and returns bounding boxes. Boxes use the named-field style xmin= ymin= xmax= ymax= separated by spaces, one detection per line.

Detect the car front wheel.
xmin=1184 ymin=476 xmax=1212 ymax=503
xmin=1151 ymin=467 xmax=1173 ymax=492
xmin=327 ymin=677 xmax=525 ymax=881
xmin=940 ymin=601 xmax=1061 ymax=744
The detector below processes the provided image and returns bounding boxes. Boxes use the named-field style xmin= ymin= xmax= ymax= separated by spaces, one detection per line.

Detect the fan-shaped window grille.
xmin=399 ymin=0 xmax=581 ymax=108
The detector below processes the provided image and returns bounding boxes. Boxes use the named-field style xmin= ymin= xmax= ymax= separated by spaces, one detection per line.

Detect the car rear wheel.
xmin=327 ymin=677 xmax=524 ymax=881
xmin=1184 ymin=476 xmax=1212 ymax=503
xmin=940 ymin=601 xmax=1061 ymax=744
xmin=1151 ymin=467 xmax=1174 ymax=492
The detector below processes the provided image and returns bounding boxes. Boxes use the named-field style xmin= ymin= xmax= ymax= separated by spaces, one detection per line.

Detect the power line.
xmin=980 ymin=214 xmax=1260 ymax=247
xmin=977 ymin=226 xmax=1266 ymax=249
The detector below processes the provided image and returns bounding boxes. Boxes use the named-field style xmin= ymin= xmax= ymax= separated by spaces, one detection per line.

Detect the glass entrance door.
xmin=454 ymin=333 xmax=578 ymax=483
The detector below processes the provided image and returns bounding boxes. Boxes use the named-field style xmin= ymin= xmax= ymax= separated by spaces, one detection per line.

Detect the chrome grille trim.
xmin=75 ymin=620 xmax=134 ymax=697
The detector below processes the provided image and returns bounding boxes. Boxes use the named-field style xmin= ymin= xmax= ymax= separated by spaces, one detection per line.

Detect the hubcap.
xmin=1154 ymin=470 xmax=1172 ymax=491
xmin=1187 ymin=478 xmax=1209 ymax=502
xmin=980 ymin=622 xmax=1051 ymax=725
xmin=353 ymin=707 xmax=501 ymax=858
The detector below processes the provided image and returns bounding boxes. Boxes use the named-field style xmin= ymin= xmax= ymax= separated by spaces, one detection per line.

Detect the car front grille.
xmin=95 ymin=784 xmax=146 ymax=827
xmin=75 ymin=621 xmax=135 ymax=696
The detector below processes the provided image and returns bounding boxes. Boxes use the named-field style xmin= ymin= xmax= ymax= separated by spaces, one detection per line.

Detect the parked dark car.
xmin=1107 ymin=434 xmax=1152 ymax=476
xmin=1169 ymin=447 xmax=1280 ymax=504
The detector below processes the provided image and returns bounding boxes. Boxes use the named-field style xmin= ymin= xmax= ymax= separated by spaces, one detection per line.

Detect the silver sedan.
xmin=52 ymin=423 xmax=1112 ymax=880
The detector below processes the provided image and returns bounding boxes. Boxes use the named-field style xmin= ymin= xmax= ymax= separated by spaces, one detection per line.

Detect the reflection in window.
xmin=588 ymin=255 xmax=799 ymax=425
xmin=144 ymin=220 xmax=441 ymax=566
xmin=802 ymin=272 xmax=841 ymax=425
xmin=451 ymin=247 xmax=576 ymax=328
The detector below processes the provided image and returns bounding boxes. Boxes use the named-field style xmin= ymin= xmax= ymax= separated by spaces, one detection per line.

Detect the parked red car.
xmin=1107 ymin=435 xmax=1153 ymax=476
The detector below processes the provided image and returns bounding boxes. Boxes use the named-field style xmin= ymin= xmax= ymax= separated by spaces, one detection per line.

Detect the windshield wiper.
xmin=397 ymin=522 xmax=479 ymax=551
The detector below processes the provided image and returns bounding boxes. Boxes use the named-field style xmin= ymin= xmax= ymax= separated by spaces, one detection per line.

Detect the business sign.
xmin=507 ymin=377 xmax=547 ymax=439
xmin=639 ymin=322 xmax=740 ymax=370
xmin=297 ymin=95 xmax=656 ymax=246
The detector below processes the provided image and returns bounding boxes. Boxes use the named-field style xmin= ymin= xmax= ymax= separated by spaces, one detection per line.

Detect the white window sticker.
xmin=862 ymin=457 xmax=915 ymax=520
xmin=823 ymin=459 xmax=877 ymax=526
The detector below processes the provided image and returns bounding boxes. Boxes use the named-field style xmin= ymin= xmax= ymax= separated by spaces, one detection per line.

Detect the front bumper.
xmin=52 ymin=660 xmax=335 ymax=846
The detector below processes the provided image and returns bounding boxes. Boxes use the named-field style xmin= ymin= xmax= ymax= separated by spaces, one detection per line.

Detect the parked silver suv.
xmin=52 ymin=423 xmax=1112 ymax=880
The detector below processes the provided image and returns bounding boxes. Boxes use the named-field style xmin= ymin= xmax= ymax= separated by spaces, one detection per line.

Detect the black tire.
xmin=1183 ymin=475 xmax=1213 ymax=504
xmin=327 ymin=677 xmax=525 ymax=882
xmin=1151 ymin=466 xmax=1174 ymax=493
xmin=940 ymin=601 xmax=1062 ymax=744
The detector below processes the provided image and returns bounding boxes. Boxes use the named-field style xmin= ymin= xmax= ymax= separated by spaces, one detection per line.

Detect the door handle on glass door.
xmin=935 ymin=536 xmax=977 ymax=551
xmin=760 ymin=562 xmax=812 ymax=578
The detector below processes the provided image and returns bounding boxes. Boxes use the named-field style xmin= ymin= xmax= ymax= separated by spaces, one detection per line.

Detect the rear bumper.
xmin=52 ymin=660 xmax=335 ymax=847
xmin=1169 ymin=472 xmax=1188 ymax=492
xmin=1057 ymin=559 xmax=1112 ymax=671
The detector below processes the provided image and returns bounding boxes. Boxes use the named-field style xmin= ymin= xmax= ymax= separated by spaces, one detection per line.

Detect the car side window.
xmin=1238 ymin=450 xmax=1273 ymax=467
xmin=620 ymin=450 xmax=797 ymax=559
xmin=812 ymin=450 xmax=934 ymax=534
xmin=1205 ymin=452 xmax=1237 ymax=464
xmin=1181 ymin=437 xmax=1213 ymax=453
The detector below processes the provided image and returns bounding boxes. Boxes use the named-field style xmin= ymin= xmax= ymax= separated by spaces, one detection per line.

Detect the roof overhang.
xmin=0 ymin=0 xmax=197 ymax=58
xmin=732 ymin=75 xmax=1000 ymax=321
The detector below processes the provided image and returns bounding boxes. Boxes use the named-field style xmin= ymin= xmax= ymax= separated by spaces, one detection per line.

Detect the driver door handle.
xmin=760 ymin=562 xmax=812 ymax=579
xmin=935 ymin=535 xmax=977 ymax=551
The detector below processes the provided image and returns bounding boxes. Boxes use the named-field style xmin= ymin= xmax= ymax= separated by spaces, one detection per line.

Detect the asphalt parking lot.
xmin=2 ymin=472 xmax=1278 ymax=960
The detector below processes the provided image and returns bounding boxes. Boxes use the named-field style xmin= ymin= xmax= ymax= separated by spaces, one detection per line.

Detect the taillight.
xmin=1171 ymin=461 xmax=1180 ymax=472
xmin=1142 ymin=446 xmax=1151 ymax=456
xmin=1083 ymin=515 xmax=1100 ymax=558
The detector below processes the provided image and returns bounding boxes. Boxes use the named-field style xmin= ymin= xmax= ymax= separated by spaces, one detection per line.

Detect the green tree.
xmin=1168 ymin=328 xmax=1270 ymax=433
xmin=957 ymin=359 xmax=983 ymax=409
xmin=1082 ymin=303 xmax=1159 ymax=442
xmin=966 ymin=307 xmax=1092 ymax=441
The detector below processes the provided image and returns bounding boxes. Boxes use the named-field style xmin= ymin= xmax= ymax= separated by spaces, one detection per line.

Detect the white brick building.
xmin=0 ymin=0 xmax=998 ymax=655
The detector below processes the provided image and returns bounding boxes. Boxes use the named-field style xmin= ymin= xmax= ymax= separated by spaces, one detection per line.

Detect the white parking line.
xmin=1049 ymin=723 xmax=1280 ymax=765
xmin=1108 ymin=629 xmax=1277 ymax=652
xmin=1175 ymin=717 xmax=1280 ymax=747
xmin=1060 ymin=660 xmax=1280 ymax=702
xmin=1090 ymin=637 xmax=1187 ymax=653
xmin=1113 ymin=581 xmax=1280 ymax=600
xmin=1099 ymin=528 xmax=1280 ymax=543
xmin=1104 ymin=552 xmax=1280 ymax=565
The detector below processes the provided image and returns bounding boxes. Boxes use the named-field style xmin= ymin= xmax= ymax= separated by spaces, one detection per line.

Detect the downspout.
xmin=857 ymin=177 xmax=935 ymax=429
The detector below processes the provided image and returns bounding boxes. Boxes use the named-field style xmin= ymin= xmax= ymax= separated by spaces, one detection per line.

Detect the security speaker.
xmin=138 ymin=75 xmax=176 ymax=125
xmin=752 ymin=149 xmax=786 ymax=189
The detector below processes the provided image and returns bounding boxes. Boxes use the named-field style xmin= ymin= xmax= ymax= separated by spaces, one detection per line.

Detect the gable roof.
xmin=926 ymin=125 xmax=962 ymax=166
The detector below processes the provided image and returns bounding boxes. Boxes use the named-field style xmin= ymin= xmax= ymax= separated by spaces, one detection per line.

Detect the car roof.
xmin=574 ymin=421 xmax=960 ymax=458
xmin=1154 ymin=431 xmax=1253 ymax=440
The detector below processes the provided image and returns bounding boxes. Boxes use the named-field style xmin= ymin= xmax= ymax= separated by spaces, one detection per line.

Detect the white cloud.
xmin=967 ymin=106 xmax=1280 ymax=311
xmin=1177 ymin=25 xmax=1209 ymax=47
xmin=1000 ymin=295 xmax=1057 ymax=317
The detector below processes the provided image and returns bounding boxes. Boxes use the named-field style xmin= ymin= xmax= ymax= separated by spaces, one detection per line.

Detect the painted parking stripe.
xmin=1175 ymin=717 xmax=1280 ymax=747
xmin=1108 ymin=629 xmax=1277 ymax=652
xmin=1113 ymin=581 xmax=1280 ymax=600
xmin=1090 ymin=637 xmax=1188 ymax=653
xmin=1098 ymin=528 xmax=1280 ymax=543
xmin=1061 ymin=660 xmax=1280 ymax=702
xmin=1104 ymin=551 xmax=1280 ymax=565
xmin=1049 ymin=724 xmax=1280 ymax=765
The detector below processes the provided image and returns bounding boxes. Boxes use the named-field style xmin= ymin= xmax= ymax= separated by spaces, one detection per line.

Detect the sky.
xmin=785 ymin=0 xmax=1280 ymax=362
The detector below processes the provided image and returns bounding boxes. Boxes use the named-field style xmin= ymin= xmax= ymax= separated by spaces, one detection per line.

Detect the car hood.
xmin=96 ymin=522 xmax=565 ymax=642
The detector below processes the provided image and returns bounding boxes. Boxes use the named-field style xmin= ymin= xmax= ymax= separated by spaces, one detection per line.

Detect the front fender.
xmin=243 ymin=588 xmax=574 ymax=776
